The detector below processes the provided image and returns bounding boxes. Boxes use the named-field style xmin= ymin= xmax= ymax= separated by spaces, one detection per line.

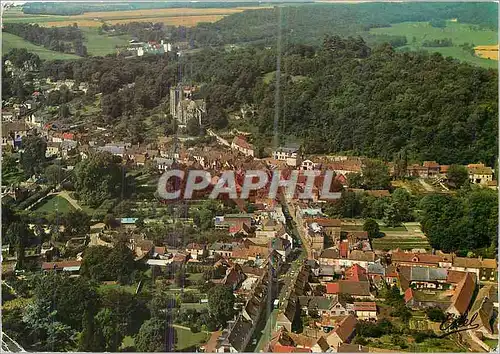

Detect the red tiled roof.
xmin=423 ymin=161 xmax=439 ymax=168
xmin=345 ymin=264 xmax=368 ymax=282
xmin=304 ymin=218 xmax=341 ymax=227
xmin=326 ymin=281 xmax=370 ymax=296
xmin=450 ymin=272 xmax=476 ymax=315
xmin=404 ymin=288 xmax=414 ymax=303
xmin=42 ymin=260 xmax=81 ymax=271
xmin=232 ymin=136 xmax=254 ymax=151
xmin=326 ymin=283 xmax=340 ymax=294
xmin=333 ymin=315 xmax=357 ymax=342
xmin=340 ymin=240 xmax=349 ymax=258
xmin=353 ymin=302 xmax=377 ymax=312
xmin=446 ymin=270 xmax=467 ymax=284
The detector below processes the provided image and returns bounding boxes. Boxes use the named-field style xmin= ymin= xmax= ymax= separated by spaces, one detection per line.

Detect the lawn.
xmin=369 ymin=21 xmax=498 ymax=68
xmin=175 ymin=327 xmax=209 ymax=351
xmin=2 ymin=32 xmax=80 ymax=60
xmin=483 ymin=338 xmax=498 ymax=350
xmin=97 ymin=282 xmax=138 ymax=294
xmin=372 ymin=237 xmax=431 ymax=251
xmin=35 ymin=195 xmax=75 ymax=213
xmin=180 ymin=302 xmax=208 ymax=310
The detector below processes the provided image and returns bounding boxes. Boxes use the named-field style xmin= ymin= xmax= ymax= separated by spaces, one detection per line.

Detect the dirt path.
xmin=418 ymin=178 xmax=435 ymax=192
xmin=56 ymin=190 xmax=82 ymax=210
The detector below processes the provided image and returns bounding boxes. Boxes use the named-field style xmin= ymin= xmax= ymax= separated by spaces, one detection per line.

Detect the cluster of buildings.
xmin=407 ymin=161 xmax=496 ymax=187
xmin=125 ymin=39 xmax=173 ymax=57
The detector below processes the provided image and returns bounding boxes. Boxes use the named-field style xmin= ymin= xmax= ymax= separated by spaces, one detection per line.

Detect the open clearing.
xmin=35 ymin=195 xmax=76 ymax=213
xmin=175 ymin=327 xmax=209 ymax=351
xmin=370 ymin=21 xmax=498 ymax=68
xmin=3 ymin=7 xmax=268 ymax=27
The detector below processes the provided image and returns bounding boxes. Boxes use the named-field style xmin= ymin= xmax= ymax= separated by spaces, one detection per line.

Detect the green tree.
xmin=73 ymin=152 xmax=122 ymax=207
xmin=43 ymin=164 xmax=64 ymax=185
xmin=347 ymin=173 xmax=363 ymax=188
xmin=425 ymin=307 xmax=446 ymax=322
xmin=78 ymin=309 xmax=106 ymax=352
xmin=135 ymin=317 xmax=177 ymax=352
xmin=20 ymin=135 xmax=47 ymax=176
xmin=447 ymin=164 xmax=469 ymax=188
xmin=362 ymin=159 xmax=391 ymax=190
xmin=186 ymin=117 xmax=202 ymax=136
xmin=363 ymin=218 xmax=380 ymax=239
xmin=207 ymin=285 xmax=235 ymax=328
xmin=64 ymin=210 xmax=91 ymax=237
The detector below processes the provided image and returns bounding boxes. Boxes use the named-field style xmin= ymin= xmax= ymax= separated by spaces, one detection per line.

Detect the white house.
xmin=231 ymin=136 xmax=254 ymax=157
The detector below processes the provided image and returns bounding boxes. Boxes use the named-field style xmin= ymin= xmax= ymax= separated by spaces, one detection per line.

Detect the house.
xmin=273 ymin=145 xmax=300 ymax=167
xmin=231 ymin=136 xmax=254 ymax=157
xmin=326 ymin=281 xmax=372 ymax=299
xmin=446 ymin=272 xmax=476 ymax=316
xmin=451 ymin=257 xmax=497 ymax=282
xmin=423 ymin=161 xmax=440 ymax=177
xmin=223 ymin=264 xmax=247 ymax=291
xmin=324 ymin=315 xmax=357 ymax=349
xmin=304 ymin=218 xmax=341 ymax=240
xmin=467 ymin=163 xmax=494 ymax=185
xmin=46 ymin=141 xmax=61 ymax=157
xmin=215 ymin=316 xmax=253 ymax=352
xmin=311 ymin=336 xmax=331 ymax=353
xmin=186 ymin=243 xmax=205 ymax=260
xmin=404 ymin=288 xmax=450 ymax=311
xmin=271 ymin=237 xmax=292 ymax=261
xmin=2 ymin=122 xmax=28 ymax=147
xmin=301 ymin=159 xmax=318 ymax=171
xmin=400 ymin=266 xmax=448 ymax=289
xmin=299 ymin=295 xmax=350 ymax=317
xmin=97 ymin=145 xmax=125 ymax=158
xmin=390 ymin=251 xmax=452 ymax=268
xmin=344 ymin=264 xmax=368 ymax=282
xmin=407 ymin=164 xmax=430 ymax=178
xmin=154 ymin=157 xmax=174 ymax=171
xmin=336 ymin=343 xmax=368 ymax=352
xmin=209 ymin=242 xmax=241 ymax=258
xmin=41 ymin=260 xmax=81 ymax=274
xmin=353 ymin=302 xmax=377 ymax=320
xmin=469 ymin=285 xmax=496 ymax=337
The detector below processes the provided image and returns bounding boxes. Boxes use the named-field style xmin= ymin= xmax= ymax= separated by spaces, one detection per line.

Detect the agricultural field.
xmin=369 ymin=21 xmax=498 ymax=68
xmin=475 ymin=44 xmax=499 ymax=60
xmin=2 ymin=32 xmax=80 ymax=60
xmin=372 ymin=222 xmax=431 ymax=251
xmin=2 ymin=6 xmax=268 ymax=27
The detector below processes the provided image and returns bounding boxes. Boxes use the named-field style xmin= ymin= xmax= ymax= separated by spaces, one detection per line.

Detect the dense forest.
xmin=33 ymin=34 xmax=498 ymax=166
xmin=162 ymin=3 xmax=498 ymax=47
xmin=3 ymin=23 xmax=88 ymax=57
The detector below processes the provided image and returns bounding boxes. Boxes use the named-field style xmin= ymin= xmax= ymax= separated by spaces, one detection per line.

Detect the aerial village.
xmin=1 ymin=74 xmax=498 ymax=353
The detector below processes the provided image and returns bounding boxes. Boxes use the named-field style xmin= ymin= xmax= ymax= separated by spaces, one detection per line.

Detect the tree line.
xmin=3 ymin=23 xmax=88 ymax=57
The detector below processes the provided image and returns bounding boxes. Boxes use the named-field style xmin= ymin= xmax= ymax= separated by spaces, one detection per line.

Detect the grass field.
xmin=80 ymin=27 xmax=129 ymax=56
xmin=97 ymin=282 xmax=138 ymax=294
xmin=35 ymin=195 xmax=76 ymax=213
xmin=3 ymin=6 xmax=267 ymax=27
xmin=370 ymin=21 xmax=498 ymax=68
xmin=175 ymin=327 xmax=209 ymax=351
xmin=2 ymin=32 xmax=80 ymax=60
